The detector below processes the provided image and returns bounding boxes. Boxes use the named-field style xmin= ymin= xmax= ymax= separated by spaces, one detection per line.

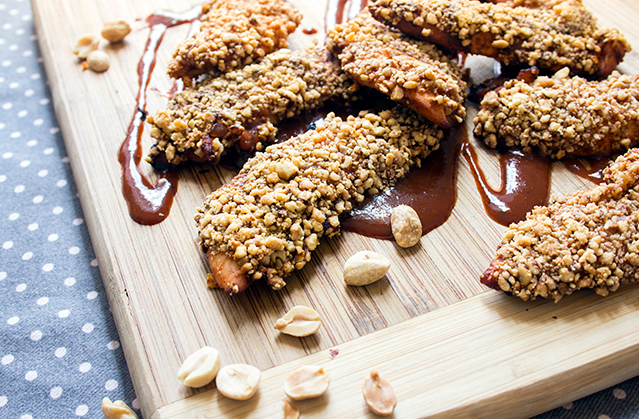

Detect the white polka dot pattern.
xmin=0 ymin=1 xmax=137 ymax=417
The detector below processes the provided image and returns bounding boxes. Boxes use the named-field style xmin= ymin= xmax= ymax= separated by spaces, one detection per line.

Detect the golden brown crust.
xmin=195 ymin=107 xmax=444 ymax=293
xmin=481 ymin=148 xmax=639 ymax=302
xmin=327 ymin=11 xmax=466 ymax=128
xmin=147 ymin=46 xmax=357 ymax=168
xmin=473 ymin=70 xmax=639 ymax=159
xmin=167 ymin=0 xmax=302 ymax=80
xmin=369 ymin=0 xmax=630 ymax=77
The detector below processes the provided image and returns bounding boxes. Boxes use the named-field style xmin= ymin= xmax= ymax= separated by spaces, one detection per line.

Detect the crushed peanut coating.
xmin=327 ymin=11 xmax=466 ymax=129
xmin=498 ymin=0 xmax=591 ymax=8
xmin=473 ymin=70 xmax=639 ymax=159
xmin=195 ymin=107 xmax=443 ymax=293
xmin=147 ymin=46 xmax=357 ymax=168
xmin=369 ymin=0 xmax=630 ymax=77
xmin=481 ymin=148 xmax=639 ymax=302
xmin=167 ymin=0 xmax=302 ymax=80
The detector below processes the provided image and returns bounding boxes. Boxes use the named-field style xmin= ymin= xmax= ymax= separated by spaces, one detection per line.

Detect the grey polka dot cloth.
xmin=1 ymin=0 xmax=638 ymax=418
xmin=0 ymin=0 xmax=137 ymax=417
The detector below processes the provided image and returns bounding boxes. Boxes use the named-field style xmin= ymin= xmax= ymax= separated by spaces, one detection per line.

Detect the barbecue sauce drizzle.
xmin=118 ymin=6 xmax=202 ymax=225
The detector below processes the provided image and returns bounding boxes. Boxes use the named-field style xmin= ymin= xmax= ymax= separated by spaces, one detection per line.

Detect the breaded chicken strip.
xmin=168 ymin=0 xmax=302 ymax=80
xmin=327 ymin=11 xmax=466 ymax=129
xmin=481 ymin=148 xmax=639 ymax=302
xmin=147 ymin=46 xmax=357 ymax=168
xmin=474 ymin=70 xmax=639 ymax=159
xmin=195 ymin=107 xmax=444 ymax=294
xmin=369 ymin=0 xmax=630 ymax=77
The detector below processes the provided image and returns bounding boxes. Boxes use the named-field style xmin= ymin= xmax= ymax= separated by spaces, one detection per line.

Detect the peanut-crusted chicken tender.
xmin=147 ymin=46 xmax=356 ymax=168
xmin=167 ymin=0 xmax=302 ymax=80
xmin=327 ymin=11 xmax=466 ymax=129
xmin=481 ymin=148 xmax=639 ymax=302
xmin=369 ymin=0 xmax=630 ymax=77
xmin=195 ymin=107 xmax=444 ymax=294
xmin=474 ymin=70 xmax=639 ymax=159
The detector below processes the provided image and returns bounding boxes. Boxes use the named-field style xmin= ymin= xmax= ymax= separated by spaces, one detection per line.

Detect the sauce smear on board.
xmin=342 ymin=125 xmax=466 ymax=239
xmin=462 ymin=143 xmax=552 ymax=226
xmin=118 ymin=6 xmax=202 ymax=225
xmin=562 ymin=155 xmax=612 ymax=184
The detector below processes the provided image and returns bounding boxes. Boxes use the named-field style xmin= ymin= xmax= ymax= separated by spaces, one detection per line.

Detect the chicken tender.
xmin=167 ymin=0 xmax=302 ymax=80
xmin=147 ymin=46 xmax=357 ymax=168
xmin=369 ymin=0 xmax=630 ymax=77
xmin=481 ymin=148 xmax=639 ymax=301
xmin=195 ymin=106 xmax=443 ymax=294
xmin=474 ymin=70 xmax=639 ymax=159
xmin=327 ymin=11 xmax=466 ymax=129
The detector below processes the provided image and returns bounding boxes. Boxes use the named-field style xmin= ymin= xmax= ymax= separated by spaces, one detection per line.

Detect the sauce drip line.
xmin=118 ymin=6 xmax=202 ymax=225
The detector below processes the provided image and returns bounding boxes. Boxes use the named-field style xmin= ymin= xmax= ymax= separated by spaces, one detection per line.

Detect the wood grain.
xmin=30 ymin=0 xmax=639 ymax=417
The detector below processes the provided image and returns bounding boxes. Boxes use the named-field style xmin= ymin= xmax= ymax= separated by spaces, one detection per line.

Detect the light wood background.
xmin=30 ymin=0 xmax=639 ymax=417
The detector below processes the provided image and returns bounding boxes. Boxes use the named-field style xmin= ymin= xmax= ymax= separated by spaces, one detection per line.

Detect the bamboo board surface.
xmin=30 ymin=0 xmax=639 ymax=417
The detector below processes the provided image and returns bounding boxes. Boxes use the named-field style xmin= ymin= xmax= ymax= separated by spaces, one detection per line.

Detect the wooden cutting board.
xmin=31 ymin=0 xmax=639 ymax=417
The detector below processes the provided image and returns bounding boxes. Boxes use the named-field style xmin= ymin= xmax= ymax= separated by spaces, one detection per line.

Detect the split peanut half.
xmin=391 ymin=204 xmax=422 ymax=248
xmin=283 ymin=400 xmax=300 ymax=419
xmin=216 ymin=364 xmax=261 ymax=400
xmin=86 ymin=50 xmax=110 ymax=73
xmin=284 ymin=365 xmax=330 ymax=400
xmin=176 ymin=346 xmax=221 ymax=388
xmin=102 ymin=20 xmax=132 ymax=43
xmin=101 ymin=397 xmax=137 ymax=419
xmin=274 ymin=305 xmax=321 ymax=337
xmin=343 ymin=251 xmax=390 ymax=286
xmin=363 ymin=371 xmax=397 ymax=416
xmin=73 ymin=34 xmax=100 ymax=59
